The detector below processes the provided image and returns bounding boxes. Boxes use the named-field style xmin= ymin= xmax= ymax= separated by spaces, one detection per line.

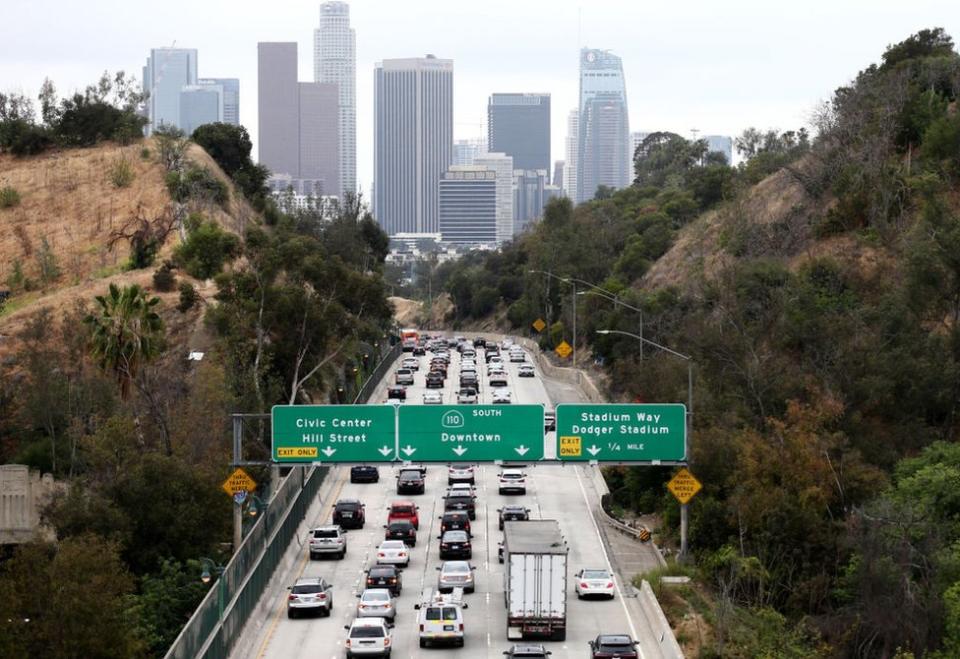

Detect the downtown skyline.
xmin=2 ymin=0 xmax=957 ymax=198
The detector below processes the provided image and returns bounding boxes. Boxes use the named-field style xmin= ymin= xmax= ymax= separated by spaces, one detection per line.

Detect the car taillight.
xmin=459 ymin=623 xmax=464 ymax=631
xmin=384 ymin=638 xmax=391 ymax=646
xmin=389 ymin=578 xmax=397 ymax=583
xmin=359 ymin=604 xmax=367 ymax=609
xmin=441 ymin=543 xmax=449 ymax=549
xmin=399 ymin=552 xmax=407 ymax=557
xmin=378 ymin=552 xmax=385 ymax=557
xmin=345 ymin=639 xmax=351 ymax=647
xmin=419 ymin=624 xmax=424 ymax=632
xmin=318 ymin=593 xmax=326 ymax=599
xmin=607 ymin=582 xmax=615 ymax=588
xmin=581 ymin=582 xmax=589 ymax=588
xmin=288 ymin=594 xmax=296 ymax=601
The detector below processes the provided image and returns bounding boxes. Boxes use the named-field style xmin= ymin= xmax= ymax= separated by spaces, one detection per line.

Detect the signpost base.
xmin=233 ymin=502 xmax=242 ymax=552
xmin=678 ymin=503 xmax=689 ymax=563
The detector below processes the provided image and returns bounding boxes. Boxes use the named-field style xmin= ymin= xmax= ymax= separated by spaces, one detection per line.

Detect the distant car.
xmin=402 ymin=339 xmax=416 ymax=352
xmin=457 ymin=388 xmax=478 ymax=404
xmin=387 ymin=500 xmax=420 ymax=529
xmin=423 ymin=390 xmax=443 ymax=404
xmin=287 ymin=576 xmax=333 ymax=618
xmin=444 ymin=492 xmax=476 ymax=520
xmin=489 ymin=372 xmax=509 ymax=387
xmin=384 ymin=520 xmax=418 ymax=546
xmin=333 ymin=499 xmax=365 ymax=529
xmin=588 ymin=635 xmax=640 ymax=659
xmin=498 ymin=505 xmax=531 ymax=530
xmin=402 ymin=357 xmax=420 ymax=371
xmin=387 ymin=385 xmax=407 ymax=400
xmin=376 ymin=540 xmax=410 ymax=567
xmin=351 ymin=465 xmax=380 ymax=483
xmin=509 ymin=350 xmax=525 ymax=363
xmin=395 ymin=369 xmax=414 ymax=385
xmin=413 ymin=345 xmax=426 ymax=356
xmin=309 ymin=525 xmax=347 ymax=559
xmin=485 ymin=348 xmax=501 ymax=362
xmin=397 ymin=469 xmax=425 ymax=495
xmin=498 ymin=469 xmax=527 ymax=495
xmin=447 ymin=465 xmax=476 ymax=485
xmin=356 ymin=588 xmax=396 ymax=623
xmin=437 ymin=560 xmax=476 ymax=593
xmin=426 ymin=372 xmax=445 ymax=388
xmin=544 ymin=411 xmax=556 ymax=432
xmin=575 ymin=568 xmax=616 ymax=599
xmin=488 ymin=356 xmax=504 ymax=367
xmin=518 ymin=364 xmax=535 ymax=377
xmin=459 ymin=372 xmax=479 ymax=388
xmin=503 ymin=644 xmax=552 ymax=658
xmin=473 ymin=337 xmax=486 ymax=347
xmin=439 ymin=510 xmax=472 ymax=535
xmin=492 ymin=388 xmax=512 ymax=404
xmin=366 ymin=564 xmax=403 ymax=595
xmin=438 ymin=530 xmax=472 ymax=559
xmin=344 ymin=616 xmax=394 ymax=657
xmin=447 ymin=483 xmax=477 ymax=498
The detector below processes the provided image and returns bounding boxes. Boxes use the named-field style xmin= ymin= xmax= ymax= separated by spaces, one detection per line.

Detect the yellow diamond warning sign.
xmin=222 ymin=467 xmax=257 ymax=497
xmin=555 ymin=340 xmax=573 ymax=358
xmin=532 ymin=318 xmax=547 ymax=333
xmin=667 ymin=467 xmax=702 ymax=504
xmin=559 ymin=436 xmax=582 ymax=457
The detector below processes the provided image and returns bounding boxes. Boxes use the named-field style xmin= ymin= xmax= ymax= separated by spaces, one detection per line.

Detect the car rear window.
xmin=392 ymin=505 xmax=414 ymax=514
xmin=351 ymin=627 xmax=384 ymax=638
xmin=599 ymin=644 xmax=634 ymax=653
xmin=313 ymin=529 xmax=339 ymax=538
xmin=399 ymin=471 xmax=421 ymax=479
xmin=292 ymin=584 xmax=323 ymax=594
xmin=369 ymin=567 xmax=394 ymax=577
xmin=363 ymin=591 xmax=390 ymax=602
xmin=425 ymin=607 xmax=458 ymax=621
xmin=389 ymin=522 xmax=412 ymax=530
xmin=583 ymin=570 xmax=609 ymax=579
xmin=444 ymin=531 xmax=468 ymax=541
xmin=338 ymin=502 xmax=360 ymax=510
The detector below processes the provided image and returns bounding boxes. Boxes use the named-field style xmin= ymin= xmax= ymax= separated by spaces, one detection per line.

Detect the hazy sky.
xmin=2 ymin=0 xmax=958 ymax=194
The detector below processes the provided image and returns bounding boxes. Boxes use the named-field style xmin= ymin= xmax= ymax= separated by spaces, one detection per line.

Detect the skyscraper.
xmin=314 ymin=1 xmax=356 ymax=198
xmin=453 ymin=138 xmax=487 ymax=166
xmin=513 ymin=169 xmax=549 ymax=234
xmin=563 ymin=110 xmax=578 ymax=200
xmin=258 ymin=42 xmax=300 ymax=178
xmin=298 ymin=82 xmax=340 ymax=197
xmin=487 ymin=93 xmax=550 ymax=179
xmin=439 ymin=166 xmax=498 ymax=245
xmin=143 ymin=48 xmax=198 ymax=135
xmin=553 ymin=161 xmax=565 ymax=194
xmin=704 ymin=135 xmax=734 ymax=165
xmin=179 ymin=84 xmax=222 ymax=136
xmin=199 ymin=78 xmax=239 ymax=125
xmin=577 ymin=49 xmax=630 ymax=202
xmin=473 ymin=152 xmax=514 ymax=242
xmin=374 ymin=55 xmax=453 ymax=236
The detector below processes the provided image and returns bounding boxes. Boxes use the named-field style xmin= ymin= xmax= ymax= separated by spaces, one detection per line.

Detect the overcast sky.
xmin=2 ymin=0 xmax=958 ymax=193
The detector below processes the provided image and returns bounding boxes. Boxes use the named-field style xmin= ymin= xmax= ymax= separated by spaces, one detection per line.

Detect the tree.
xmin=881 ymin=27 xmax=955 ymax=71
xmin=173 ymin=218 xmax=241 ymax=279
xmin=190 ymin=122 xmax=252 ymax=177
xmin=84 ymin=284 xmax=164 ymax=400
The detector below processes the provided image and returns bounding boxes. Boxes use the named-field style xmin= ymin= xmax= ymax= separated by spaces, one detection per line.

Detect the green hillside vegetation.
xmin=434 ymin=28 xmax=960 ymax=657
xmin=0 ymin=76 xmax=394 ymax=656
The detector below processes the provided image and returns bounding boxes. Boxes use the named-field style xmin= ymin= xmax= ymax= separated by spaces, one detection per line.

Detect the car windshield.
xmin=350 ymin=627 xmax=385 ymax=638
xmin=583 ymin=570 xmax=610 ymax=579
xmin=292 ymin=583 xmax=323 ymax=594
xmin=313 ymin=529 xmax=339 ymax=538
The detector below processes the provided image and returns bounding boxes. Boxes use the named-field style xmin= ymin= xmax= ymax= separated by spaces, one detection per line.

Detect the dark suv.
xmin=397 ymin=469 xmax=425 ymax=495
xmin=350 ymin=465 xmax=379 ymax=483
xmin=366 ymin=565 xmax=402 ymax=596
xmin=498 ymin=505 xmax=531 ymax=530
xmin=444 ymin=492 xmax=476 ymax=520
xmin=439 ymin=510 xmax=472 ymax=535
xmin=384 ymin=519 xmax=418 ymax=546
xmin=332 ymin=499 xmax=365 ymax=529
xmin=588 ymin=635 xmax=640 ymax=658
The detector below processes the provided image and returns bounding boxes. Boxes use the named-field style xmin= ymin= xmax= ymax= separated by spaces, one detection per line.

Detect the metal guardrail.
xmin=165 ymin=338 xmax=400 ymax=659
xmin=596 ymin=504 xmax=651 ymax=541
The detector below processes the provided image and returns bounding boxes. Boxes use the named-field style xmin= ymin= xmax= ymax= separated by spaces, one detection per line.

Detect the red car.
xmin=387 ymin=500 xmax=420 ymax=529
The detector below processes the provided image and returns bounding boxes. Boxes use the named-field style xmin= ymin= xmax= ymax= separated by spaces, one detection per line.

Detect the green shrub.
xmin=152 ymin=261 xmax=177 ymax=292
xmin=140 ymin=147 xmax=151 ymax=160
xmin=0 ymin=185 xmax=21 ymax=208
xmin=109 ymin=157 xmax=135 ymax=188
xmin=36 ymin=237 xmax=60 ymax=283
xmin=176 ymin=282 xmax=200 ymax=312
xmin=166 ymin=166 xmax=228 ymax=206
xmin=173 ymin=220 xmax=240 ymax=280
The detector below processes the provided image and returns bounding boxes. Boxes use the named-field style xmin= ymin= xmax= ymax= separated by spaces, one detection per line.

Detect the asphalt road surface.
xmin=237 ymin=339 xmax=650 ymax=659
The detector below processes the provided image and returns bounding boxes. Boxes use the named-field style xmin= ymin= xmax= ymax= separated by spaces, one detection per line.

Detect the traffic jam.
xmin=281 ymin=332 xmax=639 ymax=658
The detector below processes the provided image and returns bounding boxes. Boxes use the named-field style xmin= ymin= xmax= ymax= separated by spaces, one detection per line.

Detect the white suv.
xmin=309 ymin=525 xmax=347 ymax=560
xmin=287 ymin=576 xmax=333 ymax=618
xmin=344 ymin=617 xmax=393 ymax=658
xmin=415 ymin=589 xmax=468 ymax=648
xmin=498 ymin=469 xmax=527 ymax=494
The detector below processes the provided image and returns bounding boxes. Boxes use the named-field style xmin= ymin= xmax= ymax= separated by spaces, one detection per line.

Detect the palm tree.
xmin=85 ymin=283 xmax=164 ymax=399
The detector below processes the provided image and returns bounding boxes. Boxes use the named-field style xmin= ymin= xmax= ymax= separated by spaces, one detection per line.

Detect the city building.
xmin=577 ymin=49 xmax=630 ymax=202
xmin=553 ymin=161 xmax=565 ymax=195
xmin=314 ymin=1 xmax=356 ymax=198
xmin=513 ymin=169 xmax=548 ymax=234
xmin=143 ymin=48 xmax=198 ymax=135
xmin=374 ymin=55 xmax=453 ymax=236
xmin=563 ymin=110 xmax=578 ymax=201
xmin=439 ymin=166 xmax=498 ymax=245
xmin=453 ymin=138 xmax=487 ymax=166
xmin=472 ymin=152 xmax=513 ymax=242
xmin=704 ymin=134 xmax=733 ymax=165
xmin=487 ymin=93 xmax=551 ymax=179
xmin=178 ymin=84 xmax=222 ymax=136
xmin=199 ymin=78 xmax=239 ymax=125
xmin=258 ymin=42 xmax=340 ymax=197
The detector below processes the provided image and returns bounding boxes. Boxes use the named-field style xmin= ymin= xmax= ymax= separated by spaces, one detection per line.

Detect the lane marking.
xmin=575 ymin=464 xmax=644 ymax=658
xmin=254 ymin=468 xmax=350 ymax=659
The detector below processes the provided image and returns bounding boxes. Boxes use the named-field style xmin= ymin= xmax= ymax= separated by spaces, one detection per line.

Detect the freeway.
xmin=233 ymin=337 xmax=654 ymax=659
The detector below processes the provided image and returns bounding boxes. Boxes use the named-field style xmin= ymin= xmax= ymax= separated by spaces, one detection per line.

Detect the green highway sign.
xmin=272 ymin=405 xmax=396 ymax=463
xmin=556 ymin=404 xmax=686 ymax=462
xmin=398 ymin=405 xmax=544 ymax=462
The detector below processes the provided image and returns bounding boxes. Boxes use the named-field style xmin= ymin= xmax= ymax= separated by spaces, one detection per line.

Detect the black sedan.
xmin=438 ymin=530 xmax=472 ymax=559
xmin=350 ymin=465 xmax=379 ymax=483
xmin=366 ymin=565 xmax=403 ymax=596
xmin=426 ymin=371 xmax=445 ymax=388
xmin=504 ymin=644 xmax=552 ymax=658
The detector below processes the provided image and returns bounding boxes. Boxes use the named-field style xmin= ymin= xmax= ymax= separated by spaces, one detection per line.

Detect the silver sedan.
xmin=436 ymin=560 xmax=476 ymax=593
xmin=356 ymin=588 xmax=396 ymax=622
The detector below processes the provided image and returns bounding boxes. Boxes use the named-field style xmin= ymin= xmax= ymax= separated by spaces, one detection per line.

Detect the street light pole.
xmin=595 ymin=328 xmax=694 ymax=561
xmin=578 ymin=288 xmax=644 ymax=360
xmin=199 ymin=558 xmax=227 ymax=622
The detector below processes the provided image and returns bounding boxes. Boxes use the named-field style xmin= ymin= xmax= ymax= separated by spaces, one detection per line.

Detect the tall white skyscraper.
xmin=314 ymin=1 xmax=356 ymax=199
xmin=577 ymin=48 xmax=630 ymax=202
xmin=563 ymin=110 xmax=579 ymax=200
xmin=374 ymin=55 xmax=453 ymax=236
xmin=473 ymin=152 xmax=514 ymax=242
xmin=143 ymin=48 xmax=198 ymax=135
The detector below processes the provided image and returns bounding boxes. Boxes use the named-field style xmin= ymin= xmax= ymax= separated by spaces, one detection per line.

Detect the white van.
xmin=415 ymin=588 xmax=468 ymax=648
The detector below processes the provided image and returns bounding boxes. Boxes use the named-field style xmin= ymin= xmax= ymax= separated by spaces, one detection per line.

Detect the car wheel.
xmin=550 ymin=628 xmax=566 ymax=642
xmin=499 ymin=522 xmax=503 ymax=530
xmin=419 ymin=639 xmax=427 ymax=648
xmin=309 ymin=552 xmax=317 ymax=560
xmin=456 ymin=638 xmax=465 ymax=648
xmin=576 ymin=591 xmax=583 ymax=599
xmin=287 ymin=609 xmax=296 ymax=619
xmin=466 ymin=586 xmax=474 ymax=594
xmin=498 ymin=489 xmax=504 ymax=495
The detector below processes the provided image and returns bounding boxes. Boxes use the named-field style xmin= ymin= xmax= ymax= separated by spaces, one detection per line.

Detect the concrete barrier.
xmin=636 ymin=580 xmax=685 ymax=658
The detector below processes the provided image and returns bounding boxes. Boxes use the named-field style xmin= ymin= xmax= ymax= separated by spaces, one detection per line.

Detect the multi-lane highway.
xmin=233 ymin=336 xmax=652 ymax=659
